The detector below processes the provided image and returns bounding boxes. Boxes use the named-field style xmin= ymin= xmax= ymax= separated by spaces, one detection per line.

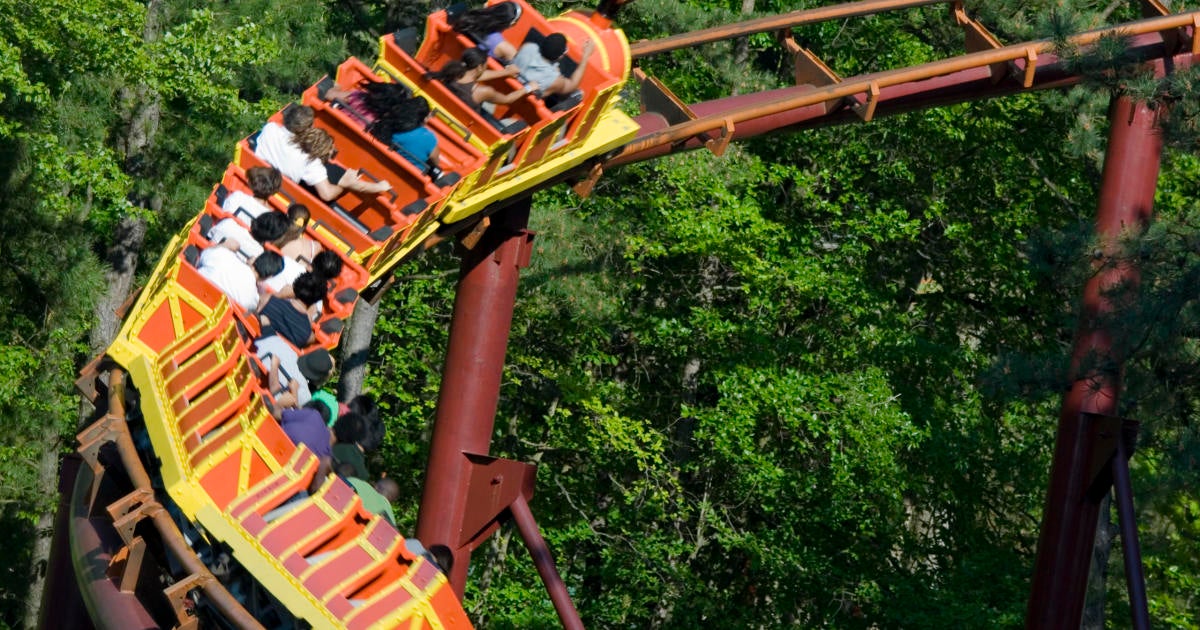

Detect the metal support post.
xmin=1026 ymin=95 xmax=1162 ymax=627
xmin=38 ymin=455 xmax=94 ymax=630
xmin=416 ymin=199 xmax=535 ymax=596
xmin=510 ymin=495 xmax=585 ymax=630
xmin=1111 ymin=422 xmax=1150 ymax=630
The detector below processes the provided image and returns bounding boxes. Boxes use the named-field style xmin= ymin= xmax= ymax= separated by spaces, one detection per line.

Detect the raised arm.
xmin=549 ymin=39 xmax=595 ymax=95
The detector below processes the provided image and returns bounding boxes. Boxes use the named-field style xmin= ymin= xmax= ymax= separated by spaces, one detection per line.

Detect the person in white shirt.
xmin=263 ymin=255 xmax=306 ymax=294
xmin=254 ymin=105 xmax=391 ymax=202
xmin=204 ymin=210 xmax=292 ymax=261
xmin=221 ymin=166 xmax=281 ymax=219
xmin=196 ymin=244 xmax=283 ymax=312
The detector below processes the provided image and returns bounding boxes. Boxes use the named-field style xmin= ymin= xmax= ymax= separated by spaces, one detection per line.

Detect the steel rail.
xmin=628 ymin=0 xmax=952 ymax=58
xmin=615 ymin=12 xmax=1199 ymax=160
xmin=71 ymin=368 xmax=265 ymax=629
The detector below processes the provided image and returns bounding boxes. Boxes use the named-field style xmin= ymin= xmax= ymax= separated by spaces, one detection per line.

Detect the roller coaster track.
xmin=55 ymin=1 xmax=1199 ymax=628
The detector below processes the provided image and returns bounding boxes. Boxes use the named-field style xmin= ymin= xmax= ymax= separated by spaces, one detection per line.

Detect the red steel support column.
xmin=417 ymin=199 xmax=534 ymax=596
xmin=510 ymin=495 xmax=585 ymax=630
xmin=1026 ymin=95 xmax=1162 ymax=627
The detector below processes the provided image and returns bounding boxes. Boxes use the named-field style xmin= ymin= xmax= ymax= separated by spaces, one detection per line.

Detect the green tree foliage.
xmin=359 ymin=1 xmax=1199 ymax=627
xmin=0 ymin=0 xmax=348 ymax=624
xmin=0 ymin=0 xmax=1196 ymax=627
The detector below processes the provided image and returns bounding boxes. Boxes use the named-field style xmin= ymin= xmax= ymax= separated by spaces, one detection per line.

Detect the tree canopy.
xmin=1 ymin=0 xmax=1199 ymax=628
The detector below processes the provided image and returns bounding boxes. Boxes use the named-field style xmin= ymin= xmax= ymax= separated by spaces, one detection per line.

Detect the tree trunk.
xmin=24 ymin=3 xmax=164 ymax=626
xmin=1081 ymin=492 xmax=1114 ymax=630
xmin=339 ymin=298 xmax=380 ymax=401
xmin=23 ymin=442 xmax=64 ymax=628
xmin=732 ymin=0 xmax=756 ymax=94
xmin=91 ymin=215 xmax=150 ymax=351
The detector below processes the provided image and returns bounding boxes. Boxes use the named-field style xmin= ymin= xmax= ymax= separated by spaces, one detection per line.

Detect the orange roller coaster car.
xmin=82 ymin=0 xmax=636 ymax=627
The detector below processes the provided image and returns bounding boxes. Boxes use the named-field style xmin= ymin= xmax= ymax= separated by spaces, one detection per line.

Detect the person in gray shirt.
xmin=511 ymin=33 xmax=595 ymax=98
xmin=257 ymin=335 xmax=334 ymax=406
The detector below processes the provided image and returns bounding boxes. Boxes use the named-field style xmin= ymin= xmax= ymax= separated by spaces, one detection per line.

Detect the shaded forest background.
xmin=2 ymin=0 xmax=1199 ymax=627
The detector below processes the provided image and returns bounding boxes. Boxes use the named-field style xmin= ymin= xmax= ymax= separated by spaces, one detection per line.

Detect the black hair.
xmin=428 ymin=544 xmax=455 ymax=574
xmin=303 ymin=398 xmax=332 ymax=425
xmin=449 ymin=2 xmax=520 ymax=39
xmin=462 ymin=48 xmax=488 ymax=70
xmin=539 ymin=33 xmax=567 ymax=61
xmin=252 ymin=251 xmax=284 ymax=279
xmin=292 ymin=272 xmax=327 ymax=307
xmin=395 ymin=97 xmax=431 ymax=133
xmin=333 ymin=412 xmax=369 ymax=446
xmin=368 ymin=96 xmax=431 ymax=140
xmin=426 ymin=49 xmax=488 ymax=84
xmin=251 ymin=211 xmax=290 ymax=244
xmin=402 ymin=97 xmax=431 ymax=132
xmin=349 ymin=394 xmax=385 ymax=452
xmin=426 ymin=60 xmax=468 ymax=84
xmin=360 ymin=81 xmax=413 ymax=121
xmin=312 ymin=251 xmax=344 ymax=281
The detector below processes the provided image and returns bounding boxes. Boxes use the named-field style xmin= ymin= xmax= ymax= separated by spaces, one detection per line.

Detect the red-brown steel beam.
xmin=511 ymin=495 xmax=585 ymax=630
xmin=416 ymin=199 xmax=535 ymax=596
xmin=1025 ymin=93 xmax=1163 ymax=628
xmin=68 ymin=368 xmax=265 ymax=630
xmin=39 ymin=455 xmax=94 ymax=630
xmin=628 ymin=0 xmax=952 ymax=58
xmin=611 ymin=18 xmax=1196 ymax=167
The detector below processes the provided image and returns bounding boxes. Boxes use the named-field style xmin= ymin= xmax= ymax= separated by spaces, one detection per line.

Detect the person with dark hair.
xmin=449 ymin=1 xmax=522 ymax=61
xmin=250 ymin=211 xmax=291 ymax=245
xmin=222 ymin=166 xmax=281 ymax=219
xmin=373 ymin=96 xmax=441 ymax=171
xmin=348 ymin=394 xmax=385 ymax=453
xmin=205 ymin=207 xmax=288 ymax=260
xmin=251 ymin=251 xmax=284 ymax=281
xmin=426 ymin=48 xmax=535 ymax=113
xmin=311 ymin=251 xmax=343 ymax=283
xmin=292 ymin=270 xmax=327 ymax=306
xmin=271 ymin=398 xmax=334 ymax=494
xmin=322 ymin=80 xmax=411 ymax=126
xmin=258 ymin=271 xmax=327 ymax=346
xmin=258 ymin=336 xmax=334 ymax=407
xmin=512 ymin=33 xmax=596 ymax=98
xmin=196 ymin=241 xmax=277 ymax=311
xmin=332 ymin=412 xmax=370 ymax=479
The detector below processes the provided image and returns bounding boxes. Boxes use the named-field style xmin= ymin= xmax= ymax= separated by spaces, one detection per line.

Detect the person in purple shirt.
xmin=270 ymin=394 xmax=334 ymax=493
xmin=449 ymin=2 xmax=521 ymax=61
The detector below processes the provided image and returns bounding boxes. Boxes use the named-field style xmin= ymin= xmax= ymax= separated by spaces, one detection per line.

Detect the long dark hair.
xmin=449 ymin=2 xmax=520 ymax=38
xmin=424 ymin=48 xmax=487 ymax=83
xmin=367 ymin=96 xmax=431 ymax=141
xmin=359 ymin=81 xmax=412 ymax=121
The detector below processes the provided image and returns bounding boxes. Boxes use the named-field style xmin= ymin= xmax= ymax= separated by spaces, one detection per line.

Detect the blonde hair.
xmin=294 ymin=127 xmax=335 ymax=162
